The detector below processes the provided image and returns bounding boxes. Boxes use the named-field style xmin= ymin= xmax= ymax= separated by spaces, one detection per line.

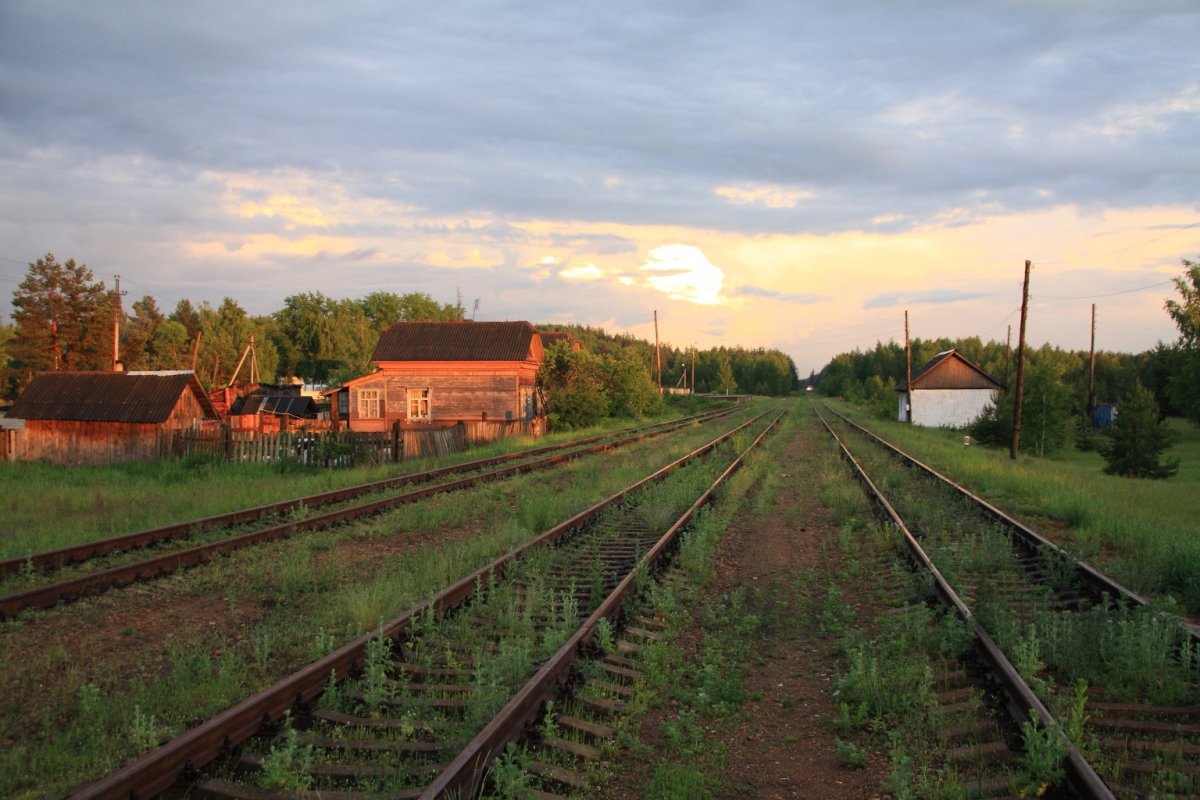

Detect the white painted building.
xmin=897 ymin=349 xmax=1004 ymax=428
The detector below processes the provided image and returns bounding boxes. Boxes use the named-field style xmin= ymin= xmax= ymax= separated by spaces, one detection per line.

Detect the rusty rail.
xmin=69 ymin=408 xmax=774 ymax=800
xmin=815 ymin=404 xmax=1115 ymax=800
xmin=0 ymin=408 xmax=734 ymax=579
xmin=421 ymin=408 xmax=786 ymax=799
xmin=1 ymin=409 xmax=738 ymax=619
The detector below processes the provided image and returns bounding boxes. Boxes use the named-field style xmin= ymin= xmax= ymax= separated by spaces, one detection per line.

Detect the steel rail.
xmin=420 ymin=407 xmax=786 ymax=799
xmin=68 ymin=408 xmax=773 ymax=800
xmin=0 ymin=407 xmax=735 ymax=579
xmin=822 ymin=406 xmax=1185 ymax=632
xmin=0 ymin=409 xmax=739 ymax=620
xmin=814 ymin=404 xmax=1116 ymax=800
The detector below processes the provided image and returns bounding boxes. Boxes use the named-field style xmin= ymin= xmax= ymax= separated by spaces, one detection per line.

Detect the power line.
xmin=1038 ymin=279 xmax=1175 ymax=301
xmin=1038 ymin=220 xmax=1200 ymax=265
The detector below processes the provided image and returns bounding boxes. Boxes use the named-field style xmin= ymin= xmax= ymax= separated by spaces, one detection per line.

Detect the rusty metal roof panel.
xmin=8 ymin=371 xmax=214 ymax=423
xmin=371 ymin=321 xmax=540 ymax=363
xmin=897 ymin=349 xmax=1003 ymax=392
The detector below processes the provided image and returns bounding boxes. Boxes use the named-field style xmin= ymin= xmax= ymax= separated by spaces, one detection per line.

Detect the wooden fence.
xmin=1 ymin=419 xmax=542 ymax=466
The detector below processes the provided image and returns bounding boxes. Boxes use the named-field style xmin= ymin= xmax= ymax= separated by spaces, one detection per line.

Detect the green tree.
xmin=603 ymin=349 xmax=663 ymax=418
xmin=149 ymin=320 xmax=191 ymax=369
xmin=9 ymin=253 xmax=110 ymax=382
xmin=1165 ymin=258 xmax=1200 ymax=425
xmin=196 ymin=298 xmax=279 ymax=388
xmin=0 ymin=320 xmax=15 ymax=399
xmin=539 ymin=342 xmax=610 ymax=429
xmin=1101 ymin=382 xmax=1179 ymax=479
xmin=119 ymin=295 xmax=166 ymax=371
xmin=715 ymin=355 xmax=737 ymax=394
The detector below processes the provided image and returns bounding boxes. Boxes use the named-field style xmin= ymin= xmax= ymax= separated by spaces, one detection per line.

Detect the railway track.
xmin=0 ymin=408 xmax=738 ymax=620
xmin=818 ymin=403 xmax=1200 ymax=799
xmin=68 ymin=407 xmax=784 ymax=799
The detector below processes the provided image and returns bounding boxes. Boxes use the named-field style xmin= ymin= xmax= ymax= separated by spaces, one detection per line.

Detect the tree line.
xmin=0 ymin=254 xmax=799 ymax=414
xmin=813 ymin=256 xmax=1200 ymax=478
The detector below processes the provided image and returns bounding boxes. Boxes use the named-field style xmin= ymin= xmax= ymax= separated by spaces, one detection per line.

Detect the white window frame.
xmin=357 ymin=388 xmax=381 ymax=419
xmin=407 ymin=387 xmax=431 ymax=421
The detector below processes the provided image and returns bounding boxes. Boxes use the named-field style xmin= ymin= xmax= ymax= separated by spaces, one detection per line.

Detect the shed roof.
xmin=234 ymin=394 xmax=318 ymax=419
xmin=8 ymin=371 xmax=219 ymax=423
xmin=897 ymin=349 xmax=1003 ymax=392
xmin=372 ymin=321 xmax=542 ymax=363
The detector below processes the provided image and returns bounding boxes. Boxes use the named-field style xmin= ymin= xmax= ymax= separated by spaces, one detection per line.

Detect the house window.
xmin=407 ymin=388 xmax=431 ymax=421
xmin=358 ymin=388 xmax=381 ymax=419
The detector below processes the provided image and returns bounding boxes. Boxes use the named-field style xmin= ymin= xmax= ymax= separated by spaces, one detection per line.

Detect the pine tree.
xmin=9 ymin=253 xmax=109 ymax=382
xmin=1101 ymin=382 xmax=1179 ymax=479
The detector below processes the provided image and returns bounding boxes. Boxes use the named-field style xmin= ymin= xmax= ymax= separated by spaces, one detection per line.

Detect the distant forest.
xmin=0 ymin=253 xmax=798 ymax=401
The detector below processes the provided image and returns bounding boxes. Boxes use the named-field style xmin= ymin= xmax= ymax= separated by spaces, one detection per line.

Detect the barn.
xmin=329 ymin=321 xmax=547 ymax=435
xmin=897 ymin=349 xmax=1004 ymax=428
xmin=5 ymin=370 xmax=220 ymax=464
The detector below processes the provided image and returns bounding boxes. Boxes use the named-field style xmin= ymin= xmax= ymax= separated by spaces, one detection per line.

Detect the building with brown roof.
xmin=896 ymin=349 xmax=1004 ymax=428
xmin=328 ymin=321 xmax=546 ymax=434
xmin=5 ymin=371 xmax=220 ymax=464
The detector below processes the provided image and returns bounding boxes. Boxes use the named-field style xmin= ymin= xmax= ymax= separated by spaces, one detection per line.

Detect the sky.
xmin=1 ymin=1 xmax=1198 ymax=378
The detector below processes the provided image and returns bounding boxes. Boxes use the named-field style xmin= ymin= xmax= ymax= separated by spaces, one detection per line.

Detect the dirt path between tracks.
xmin=606 ymin=410 xmax=891 ymax=799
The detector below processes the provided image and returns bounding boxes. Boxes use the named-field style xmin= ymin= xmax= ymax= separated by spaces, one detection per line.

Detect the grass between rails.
xmin=827 ymin=399 xmax=1200 ymax=613
xmin=0 ymin=406 xmax=759 ymax=798
xmin=0 ymin=408 xmax=702 ymax=561
xmin=831 ymin=405 xmax=1200 ymax=797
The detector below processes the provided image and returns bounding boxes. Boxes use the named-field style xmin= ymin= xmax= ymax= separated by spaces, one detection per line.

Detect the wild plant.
xmin=1016 ymin=710 xmax=1066 ymax=799
xmin=128 ymin=705 xmax=162 ymax=752
xmin=360 ymin=632 xmax=396 ymax=713
xmin=593 ymin=616 xmax=615 ymax=655
xmin=311 ymin=626 xmax=336 ymax=659
xmin=480 ymin=745 xmax=535 ymax=800
xmin=258 ymin=711 xmax=314 ymax=792
xmin=834 ymin=738 xmax=868 ymax=770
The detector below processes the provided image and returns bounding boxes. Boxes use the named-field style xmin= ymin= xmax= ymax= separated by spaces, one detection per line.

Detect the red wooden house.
xmin=5 ymin=370 xmax=220 ymax=464
xmin=328 ymin=321 xmax=547 ymax=434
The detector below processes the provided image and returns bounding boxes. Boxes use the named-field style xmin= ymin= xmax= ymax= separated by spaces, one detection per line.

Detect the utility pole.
xmin=112 ymin=275 xmax=126 ymax=371
xmin=904 ymin=310 xmax=912 ymax=423
xmin=691 ymin=346 xmax=696 ymax=396
xmin=1010 ymin=260 xmax=1032 ymax=460
xmin=654 ymin=310 xmax=662 ymax=395
xmin=1087 ymin=303 xmax=1097 ymax=425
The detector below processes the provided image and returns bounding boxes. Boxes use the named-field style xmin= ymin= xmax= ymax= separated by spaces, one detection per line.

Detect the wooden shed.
xmin=330 ymin=321 xmax=547 ymax=435
xmin=5 ymin=370 xmax=220 ymax=464
xmin=897 ymin=349 xmax=1003 ymax=428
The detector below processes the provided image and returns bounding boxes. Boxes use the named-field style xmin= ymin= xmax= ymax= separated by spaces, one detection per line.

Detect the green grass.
xmin=0 ymin=405 xmax=757 ymax=798
xmin=0 ymin=410 xmax=701 ymax=561
xmin=827 ymin=400 xmax=1200 ymax=611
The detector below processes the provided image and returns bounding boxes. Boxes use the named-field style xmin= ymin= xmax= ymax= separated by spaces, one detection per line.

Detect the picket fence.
xmin=1 ymin=419 xmax=541 ymax=466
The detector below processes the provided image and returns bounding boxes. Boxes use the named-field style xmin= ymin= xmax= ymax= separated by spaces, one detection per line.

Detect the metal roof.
xmin=371 ymin=321 xmax=541 ymax=363
xmin=234 ymin=394 xmax=318 ymax=419
xmin=897 ymin=349 xmax=1003 ymax=392
xmin=8 ymin=371 xmax=219 ymax=423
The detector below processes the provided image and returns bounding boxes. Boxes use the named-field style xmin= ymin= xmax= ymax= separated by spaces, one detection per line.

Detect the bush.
xmin=1100 ymin=382 xmax=1179 ymax=479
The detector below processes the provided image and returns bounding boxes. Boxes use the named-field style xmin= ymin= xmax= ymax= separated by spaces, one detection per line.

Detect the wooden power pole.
xmin=1087 ymin=303 xmax=1097 ymax=425
xmin=111 ymin=275 xmax=125 ymax=371
xmin=1010 ymin=260 xmax=1032 ymax=460
xmin=654 ymin=310 xmax=662 ymax=395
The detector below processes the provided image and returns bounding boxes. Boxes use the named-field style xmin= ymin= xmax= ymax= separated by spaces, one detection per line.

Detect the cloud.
xmin=639 ymin=245 xmax=725 ymax=305
xmin=730 ymin=285 xmax=825 ymax=305
xmin=864 ymin=288 xmax=999 ymax=310
xmin=560 ymin=263 xmax=604 ymax=282
xmin=714 ymin=184 xmax=813 ymax=209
